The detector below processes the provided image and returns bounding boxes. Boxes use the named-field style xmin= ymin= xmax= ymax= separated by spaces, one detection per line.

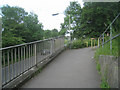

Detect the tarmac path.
xmin=22 ymin=47 xmax=100 ymax=88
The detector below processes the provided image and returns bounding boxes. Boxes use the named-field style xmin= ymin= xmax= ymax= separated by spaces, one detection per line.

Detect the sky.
xmin=0 ymin=0 xmax=84 ymax=31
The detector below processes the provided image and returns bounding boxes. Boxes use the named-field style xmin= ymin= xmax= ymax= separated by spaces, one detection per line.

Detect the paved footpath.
xmin=21 ymin=47 xmax=100 ymax=88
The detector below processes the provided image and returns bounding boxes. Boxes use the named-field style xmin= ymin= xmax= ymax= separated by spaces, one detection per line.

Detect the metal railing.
xmin=98 ymin=13 xmax=120 ymax=55
xmin=0 ymin=36 xmax=65 ymax=88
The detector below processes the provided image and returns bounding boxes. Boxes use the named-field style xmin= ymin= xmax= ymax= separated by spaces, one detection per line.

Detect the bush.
xmin=100 ymin=77 xmax=110 ymax=88
xmin=71 ymin=39 xmax=86 ymax=49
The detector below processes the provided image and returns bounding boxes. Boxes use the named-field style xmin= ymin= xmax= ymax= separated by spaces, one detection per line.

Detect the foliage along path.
xmin=21 ymin=47 xmax=100 ymax=88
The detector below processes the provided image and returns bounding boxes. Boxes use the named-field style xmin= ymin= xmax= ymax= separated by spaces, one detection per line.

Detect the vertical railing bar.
xmin=44 ymin=41 xmax=46 ymax=58
xmin=7 ymin=50 xmax=10 ymax=82
xmin=50 ymin=40 xmax=51 ymax=54
xmin=24 ymin=46 xmax=25 ymax=71
xmin=34 ymin=43 xmax=37 ymax=66
xmin=3 ymin=51 xmax=6 ymax=84
xmin=18 ymin=47 xmax=20 ymax=75
xmin=54 ymin=39 xmax=56 ymax=52
xmin=26 ymin=45 xmax=28 ymax=70
xmin=43 ymin=42 xmax=44 ymax=58
xmin=11 ymin=49 xmax=13 ymax=79
xmin=29 ymin=45 xmax=31 ymax=68
xmin=54 ymin=39 xmax=55 ymax=53
xmin=14 ymin=48 xmax=16 ymax=77
xmin=31 ymin=44 xmax=32 ymax=67
xmin=21 ymin=47 xmax=24 ymax=73
xmin=51 ymin=40 xmax=53 ymax=54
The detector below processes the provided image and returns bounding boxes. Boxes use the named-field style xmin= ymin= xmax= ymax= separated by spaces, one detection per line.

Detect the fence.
xmin=0 ymin=36 xmax=64 ymax=88
xmin=98 ymin=13 xmax=120 ymax=55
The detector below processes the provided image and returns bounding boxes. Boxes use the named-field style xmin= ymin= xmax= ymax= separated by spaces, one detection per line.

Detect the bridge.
xmin=0 ymin=13 xmax=120 ymax=89
xmin=0 ymin=36 xmax=101 ymax=88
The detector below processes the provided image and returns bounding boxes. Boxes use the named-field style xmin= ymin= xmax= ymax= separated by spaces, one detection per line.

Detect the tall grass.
xmin=95 ymin=35 xmax=119 ymax=60
xmin=94 ymin=32 xmax=119 ymax=88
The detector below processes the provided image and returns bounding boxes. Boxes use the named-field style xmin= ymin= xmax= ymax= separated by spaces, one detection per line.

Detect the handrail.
xmin=0 ymin=35 xmax=64 ymax=51
xmin=0 ymin=35 xmax=65 ymax=88
xmin=98 ymin=12 xmax=120 ymax=55
xmin=99 ymin=13 xmax=120 ymax=38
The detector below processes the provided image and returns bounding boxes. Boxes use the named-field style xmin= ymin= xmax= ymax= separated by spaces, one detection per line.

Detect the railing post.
xmin=110 ymin=25 xmax=112 ymax=54
xmin=50 ymin=39 xmax=53 ymax=55
xmin=34 ymin=43 xmax=37 ymax=66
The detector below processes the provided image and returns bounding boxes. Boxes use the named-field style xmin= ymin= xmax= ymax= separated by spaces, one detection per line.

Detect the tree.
xmin=59 ymin=23 xmax=67 ymax=35
xmin=51 ymin=28 xmax=59 ymax=37
xmin=44 ymin=30 xmax=52 ymax=39
xmin=60 ymin=1 xmax=82 ymax=38
xmin=78 ymin=2 xmax=120 ymax=38
xmin=1 ymin=5 xmax=26 ymax=47
xmin=1 ymin=5 xmax=44 ymax=47
xmin=23 ymin=12 xmax=44 ymax=42
xmin=62 ymin=2 xmax=120 ymax=39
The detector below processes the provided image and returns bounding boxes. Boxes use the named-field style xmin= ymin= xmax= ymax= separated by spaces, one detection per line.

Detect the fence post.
xmin=34 ymin=43 xmax=37 ymax=66
xmin=110 ymin=25 xmax=112 ymax=54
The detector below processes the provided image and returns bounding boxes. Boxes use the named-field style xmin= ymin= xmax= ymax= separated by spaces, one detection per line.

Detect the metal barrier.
xmin=0 ymin=36 xmax=64 ymax=88
xmin=98 ymin=13 xmax=120 ymax=55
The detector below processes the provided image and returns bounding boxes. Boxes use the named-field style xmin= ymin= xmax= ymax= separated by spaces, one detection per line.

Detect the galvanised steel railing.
xmin=98 ymin=13 xmax=120 ymax=55
xmin=0 ymin=36 xmax=64 ymax=88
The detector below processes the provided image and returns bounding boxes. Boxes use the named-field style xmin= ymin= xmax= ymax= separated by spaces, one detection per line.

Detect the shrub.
xmin=71 ymin=39 xmax=86 ymax=49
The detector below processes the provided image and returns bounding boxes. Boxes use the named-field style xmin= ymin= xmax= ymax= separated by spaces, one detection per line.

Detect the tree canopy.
xmin=61 ymin=2 xmax=120 ymax=39
xmin=1 ymin=2 xmax=120 ymax=47
xmin=1 ymin=5 xmax=44 ymax=47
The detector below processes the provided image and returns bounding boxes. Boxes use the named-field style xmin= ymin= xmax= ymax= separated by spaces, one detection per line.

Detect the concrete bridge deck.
xmin=21 ymin=47 xmax=100 ymax=88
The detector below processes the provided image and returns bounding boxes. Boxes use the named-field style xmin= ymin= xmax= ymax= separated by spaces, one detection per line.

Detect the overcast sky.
xmin=0 ymin=0 xmax=84 ymax=31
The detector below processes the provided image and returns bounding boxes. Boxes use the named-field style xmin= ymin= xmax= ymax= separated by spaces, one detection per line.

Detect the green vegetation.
xmin=1 ymin=2 xmax=120 ymax=48
xmin=95 ymin=37 xmax=119 ymax=59
xmin=100 ymin=77 xmax=110 ymax=88
xmin=94 ymin=34 xmax=119 ymax=88
xmin=0 ymin=1 xmax=120 ymax=88
xmin=61 ymin=2 xmax=120 ymax=39
xmin=71 ymin=38 xmax=98 ymax=49
xmin=71 ymin=39 xmax=86 ymax=49
xmin=1 ymin=5 xmax=59 ymax=48
xmin=96 ymin=60 xmax=101 ymax=74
